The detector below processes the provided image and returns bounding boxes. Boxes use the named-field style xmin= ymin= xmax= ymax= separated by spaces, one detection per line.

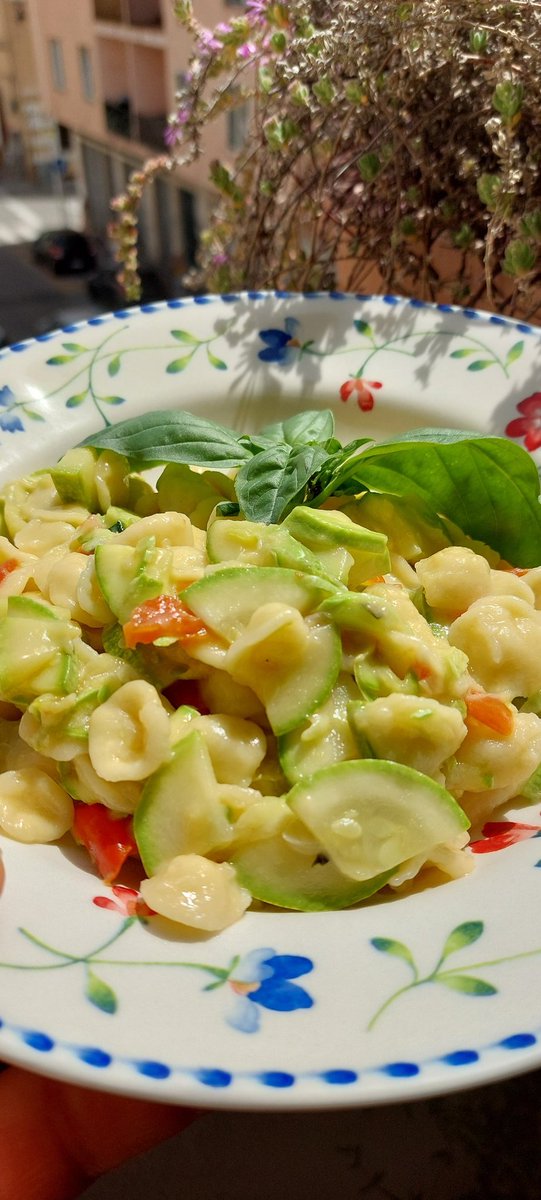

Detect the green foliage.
xmin=83 ymin=409 xmax=541 ymax=563
xmin=111 ymin=1 xmax=541 ymax=320
xmin=503 ymin=240 xmax=536 ymax=277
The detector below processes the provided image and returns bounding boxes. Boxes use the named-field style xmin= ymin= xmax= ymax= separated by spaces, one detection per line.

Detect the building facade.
xmin=22 ymin=0 xmax=244 ymax=288
xmin=0 ymin=0 xmax=60 ymax=179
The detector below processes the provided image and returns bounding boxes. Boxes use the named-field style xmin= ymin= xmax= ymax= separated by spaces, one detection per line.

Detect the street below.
xmin=0 ymin=172 xmax=105 ymax=345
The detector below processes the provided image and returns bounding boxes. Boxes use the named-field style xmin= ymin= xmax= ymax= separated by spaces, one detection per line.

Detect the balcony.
xmin=137 ymin=113 xmax=167 ymax=150
xmin=104 ymin=100 xmax=166 ymax=149
xmin=104 ymin=98 xmax=130 ymax=138
xmin=94 ymin=0 xmax=162 ymax=27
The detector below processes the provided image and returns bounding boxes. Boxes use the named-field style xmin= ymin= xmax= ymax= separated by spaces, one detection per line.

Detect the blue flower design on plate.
xmin=257 ymin=317 xmax=301 ymax=363
xmin=0 ymin=385 xmax=23 ymax=432
xmin=226 ymin=946 xmax=314 ymax=1033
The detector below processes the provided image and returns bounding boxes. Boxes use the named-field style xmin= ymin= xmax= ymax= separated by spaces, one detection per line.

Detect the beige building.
xmin=0 ymin=0 xmax=59 ymax=179
xmin=20 ymin=0 xmax=244 ymax=284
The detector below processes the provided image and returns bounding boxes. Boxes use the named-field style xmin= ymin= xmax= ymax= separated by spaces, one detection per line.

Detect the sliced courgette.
xmin=288 ymin=758 xmax=469 ymax=881
xmin=183 ymin=565 xmax=338 ymax=642
xmin=231 ymin=833 xmax=392 ymax=912
xmin=134 ymin=729 xmax=232 ymax=875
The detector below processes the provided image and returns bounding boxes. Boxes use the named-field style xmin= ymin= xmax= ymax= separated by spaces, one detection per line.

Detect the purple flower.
xmin=246 ymin=0 xmax=269 ymax=18
xmin=198 ymin=27 xmax=222 ymax=54
xmin=226 ymin=946 xmax=314 ymax=1033
xmin=237 ymin=41 xmax=258 ymax=59
xmin=164 ymin=124 xmax=178 ymax=148
xmin=257 ymin=317 xmax=301 ymax=363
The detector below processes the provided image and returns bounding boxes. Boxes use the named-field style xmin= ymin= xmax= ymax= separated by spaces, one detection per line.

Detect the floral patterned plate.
xmin=1 ymin=291 xmax=541 ymax=1111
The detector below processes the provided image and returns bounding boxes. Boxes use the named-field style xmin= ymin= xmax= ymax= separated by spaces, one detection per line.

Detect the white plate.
xmin=1 ymin=291 xmax=541 ymax=1111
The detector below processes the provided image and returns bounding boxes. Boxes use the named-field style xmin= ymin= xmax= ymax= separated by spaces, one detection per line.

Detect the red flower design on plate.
xmin=505 ymin=392 xmax=541 ymax=451
xmin=339 ymin=377 xmax=382 ymax=410
xmin=93 ymin=884 xmax=154 ymax=918
xmin=470 ymin=819 xmax=541 ymax=853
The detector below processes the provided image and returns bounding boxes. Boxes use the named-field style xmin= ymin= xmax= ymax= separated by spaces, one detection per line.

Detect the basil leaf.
xmin=81 ymin=410 xmax=253 ymax=469
xmin=374 ymin=426 xmax=487 ymax=447
xmin=237 ymin=433 xmax=284 ymax=453
xmin=343 ymin=436 xmax=541 ymax=565
xmin=308 ymin=438 xmax=375 ymax=502
xmin=235 ymin=442 xmax=329 ymax=523
xmin=259 ymin=409 xmax=335 ymax=447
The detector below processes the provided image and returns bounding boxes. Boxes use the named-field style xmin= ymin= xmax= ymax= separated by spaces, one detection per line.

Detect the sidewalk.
xmin=0 ymin=165 xmax=85 ymax=246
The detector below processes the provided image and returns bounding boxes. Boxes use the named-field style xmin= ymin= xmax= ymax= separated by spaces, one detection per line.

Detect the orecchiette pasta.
xmin=0 ymin=766 xmax=73 ymax=842
xmin=349 ymin=694 xmax=467 ymax=778
xmin=449 ymin=595 xmax=541 ymax=698
xmin=415 ymin=546 xmax=491 ymax=613
xmin=139 ymin=854 xmax=251 ymax=931
xmin=69 ymin=752 xmax=141 ymax=814
xmin=88 ymin=680 xmax=172 ymax=781
xmin=446 ymin=711 xmax=541 ymax=806
xmin=2 ymin=431 xmax=541 ymax=932
xmin=112 ymin=511 xmax=195 ymax=548
xmin=47 ymin=552 xmax=113 ymax=626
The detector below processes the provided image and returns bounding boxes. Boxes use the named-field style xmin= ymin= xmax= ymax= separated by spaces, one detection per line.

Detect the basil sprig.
xmin=82 ymin=408 xmax=541 ymax=566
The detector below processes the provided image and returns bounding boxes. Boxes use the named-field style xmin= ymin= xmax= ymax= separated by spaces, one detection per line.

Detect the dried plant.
xmin=111 ymin=0 xmax=541 ymax=320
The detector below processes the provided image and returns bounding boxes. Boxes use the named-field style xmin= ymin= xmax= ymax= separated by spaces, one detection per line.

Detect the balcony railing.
xmin=104 ymin=101 xmax=166 ymax=149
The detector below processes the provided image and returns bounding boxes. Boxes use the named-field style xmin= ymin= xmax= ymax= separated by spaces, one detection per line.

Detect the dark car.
xmin=32 ymin=302 xmax=107 ymax=337
xmin=86 ymin=266 xmax=170 ymax=307
xmin=33 ymin=229 xmax=98 ymax=276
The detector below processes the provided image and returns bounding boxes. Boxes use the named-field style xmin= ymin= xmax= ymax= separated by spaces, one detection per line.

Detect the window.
xmin=79 ymin=46 xmax=95 ymax=102
xmin=49 ymin=39 xmax=66 ymax=92
xmin=227 ymin=101 xmax=248 ymax=151
xmin=58 ymin=124 xmax=72 ymax=150
xmin=175 ymin=69 xmax=190 ymax=94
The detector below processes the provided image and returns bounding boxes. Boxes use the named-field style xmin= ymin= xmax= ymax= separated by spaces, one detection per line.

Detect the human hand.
xmin=0 ymin=850 xmax=197 ymax=1198
xmin=0 ymin=1065 xmax=198 ymax=1200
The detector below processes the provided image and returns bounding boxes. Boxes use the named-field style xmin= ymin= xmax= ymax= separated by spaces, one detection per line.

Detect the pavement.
xmin=0 ymin=186 xmax=84 ymax=247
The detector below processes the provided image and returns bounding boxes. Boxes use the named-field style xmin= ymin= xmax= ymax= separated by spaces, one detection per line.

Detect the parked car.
xmin=32 ymin=302 xmax=106 ymax=337
xmin=33 ymin=229 xmax=98 ymax=276
xmin=86 ymin=266 xmax=171 ymax=307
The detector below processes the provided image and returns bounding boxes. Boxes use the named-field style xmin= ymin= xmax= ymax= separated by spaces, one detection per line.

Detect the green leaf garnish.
xmin=82 ymin=410 xmax=254 ymax=469
xmin=81 ymin=408 xmax=541 ymax=560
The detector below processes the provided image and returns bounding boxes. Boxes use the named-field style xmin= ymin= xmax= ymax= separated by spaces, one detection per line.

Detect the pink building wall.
xmin=24 ymin=1 xmax=246 ymax=279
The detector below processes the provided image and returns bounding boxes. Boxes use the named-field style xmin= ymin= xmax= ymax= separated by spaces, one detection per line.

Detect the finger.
xmin=0 ymin=1066 xmax=198 ymax=1200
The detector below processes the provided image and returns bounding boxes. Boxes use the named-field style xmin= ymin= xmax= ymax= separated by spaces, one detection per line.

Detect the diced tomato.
xmin=72 ymin=802 xmax=138 ymax=883
xmin=498 ymin=562 xmax=529 ymax=576
xmin=122 ymin=594 xmax=208 ymax=649
xmin=0 ymin=558 xmax=19 ymax=586
xmin=162 ymin=678 xmax=210 ymax=713
xmin=465 ymin=691 xmax=514 ymax=736
xmin=411 ymin=660 xmax=432 ymax=682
